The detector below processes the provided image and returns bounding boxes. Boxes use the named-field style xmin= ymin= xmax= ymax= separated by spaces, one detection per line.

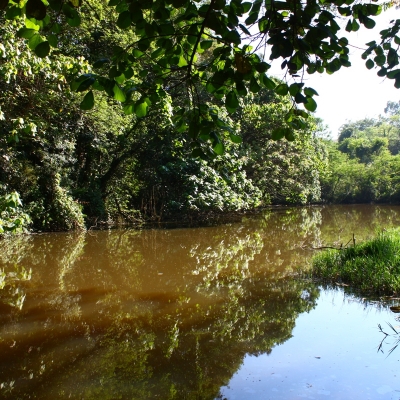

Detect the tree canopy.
xmin=1 ymin=0 xmax=399 ymax=153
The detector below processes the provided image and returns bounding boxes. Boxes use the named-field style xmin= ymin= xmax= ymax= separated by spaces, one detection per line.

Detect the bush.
xmin=0 ymin=192 xmax=31 ymax=235
xmin=311 ymin=229 xmax=400 ymax=295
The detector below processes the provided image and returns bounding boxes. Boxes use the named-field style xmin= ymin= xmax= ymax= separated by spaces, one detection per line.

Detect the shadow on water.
xmin=1 ymin=204 xmax=400 ymax=398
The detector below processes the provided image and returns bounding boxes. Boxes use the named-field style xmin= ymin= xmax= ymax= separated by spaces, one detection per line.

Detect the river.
xmin=0 ymin=205 xmax=399 ymax=399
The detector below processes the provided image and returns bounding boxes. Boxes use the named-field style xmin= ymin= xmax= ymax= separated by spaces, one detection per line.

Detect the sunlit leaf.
xmin=213 ymin=142 xmax=224 ymax=155
xmin=113 ymin=84 xmax=126 ymax=102
xmin=135 ymin=101 xmax=148 ymax=117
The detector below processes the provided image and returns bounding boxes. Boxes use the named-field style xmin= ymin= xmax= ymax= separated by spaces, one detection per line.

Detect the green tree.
xmin=239 ymin=94 xmax=327 ymax=204
xmin=0 ymin=0 xmax=397 ymax=151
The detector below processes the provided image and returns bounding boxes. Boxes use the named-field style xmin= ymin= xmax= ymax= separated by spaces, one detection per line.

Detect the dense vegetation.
xmin=321 ymin=101 xmax=400 ymax=204
xmin=1 ymin=1 xmax=400 ymax=232
xmin=311 ymin=228 xmax=400 ymax=295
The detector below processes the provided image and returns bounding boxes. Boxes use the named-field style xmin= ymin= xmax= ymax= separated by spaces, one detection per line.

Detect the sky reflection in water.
xmin=221 ymin=288 xmax=400 ymax=400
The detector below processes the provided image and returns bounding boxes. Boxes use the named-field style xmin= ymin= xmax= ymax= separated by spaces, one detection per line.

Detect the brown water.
xmin=0 ymin=205 xmax=400 ymax=399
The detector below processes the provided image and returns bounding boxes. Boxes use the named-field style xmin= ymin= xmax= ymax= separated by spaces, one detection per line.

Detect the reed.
xmin=311 ymin=229 xmax=400 ymax=295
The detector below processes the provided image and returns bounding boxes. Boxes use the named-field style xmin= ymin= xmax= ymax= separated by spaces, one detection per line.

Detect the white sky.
xmin=268 ymin=7 xmax=400 ymax=139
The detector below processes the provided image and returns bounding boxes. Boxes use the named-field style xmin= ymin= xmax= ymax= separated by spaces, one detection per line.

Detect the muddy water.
xmin=0 ymin=205 xmax=400 ymax=399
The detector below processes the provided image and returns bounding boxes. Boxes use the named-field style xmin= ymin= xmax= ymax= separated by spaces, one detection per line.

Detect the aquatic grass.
xmin=311 ymin=229 xmax=400 ymax=295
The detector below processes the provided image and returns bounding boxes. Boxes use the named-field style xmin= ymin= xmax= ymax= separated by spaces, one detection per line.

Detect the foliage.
xmin=0 ymin=0 xmax=397 ymax=154
xmin=239 ymin=95 xmax=327 ymax=204
xmin=321 ymin=102 xmax=400 ymax=204
xmin=311 ymin=228 xmax=400 ymax=295
xmin=0 ymin=191 xmax=31 ymax=235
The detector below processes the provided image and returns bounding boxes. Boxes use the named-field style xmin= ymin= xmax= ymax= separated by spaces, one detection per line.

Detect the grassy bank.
xmin=311 ymin=229 xmax=400 ymax=295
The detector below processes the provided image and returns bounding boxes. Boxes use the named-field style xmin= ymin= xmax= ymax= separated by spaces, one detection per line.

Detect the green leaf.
xmin=239 ymin=24 xmax=251 ymax=35
xmin=229 ymin=133 xmax=242 ymax=143
xmin=26 ymin=0 xmax=47 ymax=20
xmin=113 ymin=84 xmax=126 ymax=102
xmin=289 ymin=83 xmax=301 ymax=96
xmin=178 ymin=56 xmax=188 ymax=67
xmin=117 ymin=11 xmax=132 ymax=29
xmin=303 ymin=87 xmax=319 ymax=97
xmin=261 ymin=74 xmax=276 ymax=89
xmin=275 ymin=83 xmax=289 ymax=96
xmin=132 ymin=49 xmax=144 ymax=58
xmin=93 ymin=58 xmax=110 ymax=68
xmin=363 ymin=17 xmax=375 ymax=29
xmin=213 ymin=142 xmax=225 ymax=155
xmin=285 ymin=129 xmax=295 ymax=141
xmin=387 ymin=69 xmax=400 ymax=79
xmin=192 ymin=148 xmax=206 ymax=159
xmin=271 ymin=128 xmax=285 ymax=140
xmin=34 ymin=41 xmax=50 ymax=58
xmin=66 ymin=8 xmax=81 ymax=27
xmin=73 ymin=76 xmax=96 ymax=92
xmin=351 ymin=19 xmax=360 ymax=32
xmin=374 ymin=54 xmax=386 ymax=66
xmin=294 ymin=92 xmax=306 ymax=104
xmin=200 ymin=40 xmax=213 ymax=50
xmin=80 ymin=90 xmax=95 ymax=110
xmin=255 ymin=62 xmax=270 ymax=73
xmin=225 ymin=91 xmax=239 ymax=113
xmin=377 ymin=67 xmax=387 ymax=77
xmin=17 ymin=28 xmax=37 ymax=39
xmin=304 ymin=97 xmax=317 ymax=112
xmin=138 ymin=39 xmax=151 ymax=52
xmin=5 ymin=6 xmax=21 ymax=19
xmin=48 ymin=34 xmax=58 ymax=47
xmin=50 ymin=22 xmax=62 ymax=34
xmin=134 ymin=101 xmax=148 ymax=117
xmin=28 ymin=33 xmax=43 ymax=50
xmin=366 ymin=59 xmax=374 ymax=69
xmin=249 ymin=76 xmax=261 ymax=93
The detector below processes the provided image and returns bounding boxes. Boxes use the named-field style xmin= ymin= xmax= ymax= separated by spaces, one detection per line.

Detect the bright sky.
xmin=268 ymin=7 xmax=400 ymax=139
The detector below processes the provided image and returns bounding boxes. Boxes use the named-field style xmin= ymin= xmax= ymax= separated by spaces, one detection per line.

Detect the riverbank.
xmin=311 ymin=228 xmax=400 ymax=296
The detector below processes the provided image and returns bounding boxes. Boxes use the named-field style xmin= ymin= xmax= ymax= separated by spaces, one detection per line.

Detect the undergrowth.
xmin=311 ymin=229 xmax=400 ymax=295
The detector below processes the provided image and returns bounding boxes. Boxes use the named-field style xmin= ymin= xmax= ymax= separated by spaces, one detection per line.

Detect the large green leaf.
xmin=275 ymin=83 xmax=289 ymax=96
xmin=28 ymin=33 xmax=43 ymax=50
xmin=213 ymin=142 xmax=225 ymax=155
xmin=117 ymin=11 xmax=132 ymax=29
xmin=26 ymin=0 xmax=47 ymax=20
xmin=113 ymin=84 xmax=126 ymax=102
xmin=366 ymin=59 xmax=374 ymax=69
xmin=80 ymin=91 xmax=95 ymax=110
xmin=34 ymin=41 xmax=50 ymax=58
xmin=225 ymin=91 xmax=239 ymax=113
xmin=135 ymin=101 xmax=148 ymax=118
xmin=271 ymin=128 xmax=286 ymax=141
xmin=17 ymin=28 xmax=37 ymax=39
xmin=304 ymin=97 xmax=317 ymax=112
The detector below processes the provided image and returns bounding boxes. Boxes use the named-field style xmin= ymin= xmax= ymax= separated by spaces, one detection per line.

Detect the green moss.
xmin=311 ymin=229 xmax=400 ymax=295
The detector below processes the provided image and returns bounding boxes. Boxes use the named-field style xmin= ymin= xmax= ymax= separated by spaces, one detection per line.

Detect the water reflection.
xmin=1 ymin=205 xmax=400 ymax=398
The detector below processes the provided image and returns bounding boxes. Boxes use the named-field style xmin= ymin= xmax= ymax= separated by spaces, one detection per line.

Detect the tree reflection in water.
xmin=1 ymin=205 xmax=400 ymax=399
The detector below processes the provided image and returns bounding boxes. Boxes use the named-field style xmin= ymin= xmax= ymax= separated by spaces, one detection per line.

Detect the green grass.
xmin=311 ymin=229 xmax=400 ymax=295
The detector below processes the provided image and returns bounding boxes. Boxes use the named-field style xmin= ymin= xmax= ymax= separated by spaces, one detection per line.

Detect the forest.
xmin=1 ymin=0 xmax=400 ymax=232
